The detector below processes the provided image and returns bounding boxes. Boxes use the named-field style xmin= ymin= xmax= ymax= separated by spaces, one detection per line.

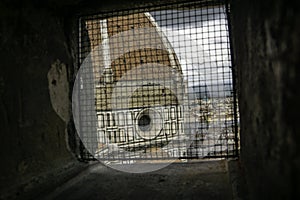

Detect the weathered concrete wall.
xmin=232 ymin=0 xmax=300 ymax=199
xmin=0 ymin=1 xmax=78 ymax=197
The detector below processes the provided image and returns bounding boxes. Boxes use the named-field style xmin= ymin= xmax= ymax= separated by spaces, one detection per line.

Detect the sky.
xmin=150 ymin=7 xmax=233 ymax=97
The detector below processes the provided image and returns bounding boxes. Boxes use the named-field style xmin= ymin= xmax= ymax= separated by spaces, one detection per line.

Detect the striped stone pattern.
xmin=96 ymin=105 xmax=184 ymax=147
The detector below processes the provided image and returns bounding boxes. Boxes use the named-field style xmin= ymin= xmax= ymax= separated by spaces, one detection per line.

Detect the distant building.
xmin=83 ymin=12 xmax=186 ymax=153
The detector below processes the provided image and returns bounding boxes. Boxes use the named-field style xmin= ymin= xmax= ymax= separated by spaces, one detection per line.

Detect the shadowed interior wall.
xmin=232 ymin=0 xmax=300 ymax=199
xmin=0 ymin=1 xmax=77 ymax=193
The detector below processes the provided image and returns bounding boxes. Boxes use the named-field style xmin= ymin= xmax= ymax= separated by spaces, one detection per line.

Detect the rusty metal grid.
xmin=75 ymin=0 xmax=239 ymax=162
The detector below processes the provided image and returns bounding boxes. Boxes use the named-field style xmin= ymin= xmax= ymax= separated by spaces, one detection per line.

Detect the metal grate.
xmin=74 ymin=0 xmax=239 ymax=163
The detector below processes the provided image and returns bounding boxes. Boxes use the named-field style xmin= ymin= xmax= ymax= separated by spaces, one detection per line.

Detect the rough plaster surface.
xmin=0 ymin=1 xmax=76 ymax=197
xmin=232 ymin=0 xmax=300 ymax=199
xmin=47 ymin=59 xmax=70 ymax=122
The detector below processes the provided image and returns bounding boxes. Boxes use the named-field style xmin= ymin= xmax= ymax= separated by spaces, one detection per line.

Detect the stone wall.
xmin=0 ymin=1 xmax=78 ymax=197
xmin=232 ymin=0 xmax=300 ymax=199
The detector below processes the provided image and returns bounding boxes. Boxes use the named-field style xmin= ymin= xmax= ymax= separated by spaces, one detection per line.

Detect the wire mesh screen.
xmin=74 ymin=0 xmax=239 ymax=163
